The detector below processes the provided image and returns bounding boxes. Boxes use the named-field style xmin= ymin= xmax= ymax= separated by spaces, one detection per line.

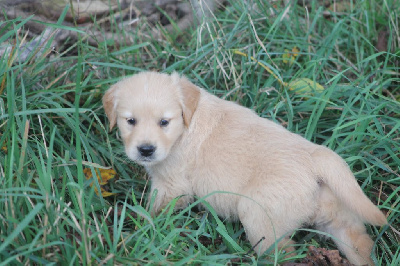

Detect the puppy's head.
xmin=103 ymin=72 xmax=200 ymax=166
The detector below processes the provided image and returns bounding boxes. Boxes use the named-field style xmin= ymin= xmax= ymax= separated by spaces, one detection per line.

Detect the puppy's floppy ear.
xmin=102 ymin=84 xmax=118 ymax=130
xmin=173 ymin=73 xmax=200 ymax=127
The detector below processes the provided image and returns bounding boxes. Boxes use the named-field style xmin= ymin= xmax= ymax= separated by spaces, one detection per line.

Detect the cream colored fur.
xmin=103 ymin=71 xmax=387 ymax=265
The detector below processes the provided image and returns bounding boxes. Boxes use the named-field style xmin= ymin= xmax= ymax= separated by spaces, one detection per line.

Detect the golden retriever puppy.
xmin=103 ymin=72 xmax=387 ymax=265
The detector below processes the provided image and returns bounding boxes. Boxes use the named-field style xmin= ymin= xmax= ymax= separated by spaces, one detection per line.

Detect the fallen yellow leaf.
xmin=283 ymin=47 xmax=299 ymax=65
xmin=99 ymin=187 xmax=117 ymax=197
xmin=84 ymin=168 xmax=117 ymax=197
xmin=234 ymin=50 xmax=324 ymax=97
xmin=282 ymin=49 xmax=291 ymax=64
xmin=292 ymin=47 xmax=299 ymax=57
xmin=288 ymin=78 xmax=325 ymax=95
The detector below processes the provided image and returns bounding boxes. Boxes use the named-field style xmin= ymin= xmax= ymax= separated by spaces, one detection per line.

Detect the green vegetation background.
xmin=0 ymin=0 xmax=399 ymax=265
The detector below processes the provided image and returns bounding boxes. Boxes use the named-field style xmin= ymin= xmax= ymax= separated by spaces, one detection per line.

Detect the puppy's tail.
xmin=311 ymin=147 xmax=387 ymax=226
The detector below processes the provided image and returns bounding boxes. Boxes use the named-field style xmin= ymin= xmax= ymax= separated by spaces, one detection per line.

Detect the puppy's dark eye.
xmin=159 ymin=119 xmax=169 ymax=127
xmin=127 ymin=118 xmax=136 ymax=126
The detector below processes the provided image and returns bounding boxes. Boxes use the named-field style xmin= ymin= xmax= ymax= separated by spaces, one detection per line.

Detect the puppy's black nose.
xmin=138 ymin=145 xmax=156 ymax=157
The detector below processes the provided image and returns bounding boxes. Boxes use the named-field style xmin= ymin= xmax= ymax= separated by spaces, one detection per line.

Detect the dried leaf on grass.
xmin=234 ymin=50 xmax=325 ymax=96
xmin=305 ymin=246 xmax=352 ymax=266
xmin=288 ymin=78 xmax=325 ymax=95
xmin=283 ymin=47 xmax=299 ymax=65
xmin=83 ymin=168 xmax=117 ymax=197
xmin=282 ymin=246 xmax=352 ymax=266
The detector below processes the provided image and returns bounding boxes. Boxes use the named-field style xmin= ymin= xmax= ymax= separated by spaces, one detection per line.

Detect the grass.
xmin=0 ymin=0 xmax=399 ymax=264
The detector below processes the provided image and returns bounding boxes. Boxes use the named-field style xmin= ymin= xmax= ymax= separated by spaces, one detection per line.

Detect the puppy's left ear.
xmin=102 ymin=85 xmax=118 ymax=130
xmin=174 ymin=73 xmax=200 ymax=127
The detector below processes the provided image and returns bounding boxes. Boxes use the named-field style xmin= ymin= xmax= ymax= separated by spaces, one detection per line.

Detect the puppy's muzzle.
xmin=137 ymin=144 xmax=156 ymax=157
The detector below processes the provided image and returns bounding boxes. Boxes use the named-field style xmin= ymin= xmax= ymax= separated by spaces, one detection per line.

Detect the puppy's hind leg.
xmin=315 ymin=185 xmax=376 ymax=266
xmin=237 ymin=194 xmax=297 ymax=259
xmin=236 ymin=175 xmax=319 ymax=260
xmin=317 ymin=219 xmax=375 ymax=266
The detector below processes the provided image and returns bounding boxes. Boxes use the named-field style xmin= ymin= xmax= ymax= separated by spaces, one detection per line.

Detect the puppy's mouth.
xmin=131 ymin=144 xmax=159 ymax=166
xmin=136 ymin=156 xmax=156 ymax=165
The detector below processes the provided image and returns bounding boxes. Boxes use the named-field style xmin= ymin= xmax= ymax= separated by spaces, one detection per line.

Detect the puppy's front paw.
xmin=148 ymin=194 xmax=192 ymax=216
xmin=147 ymin=194 xmax=167 ymax=216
